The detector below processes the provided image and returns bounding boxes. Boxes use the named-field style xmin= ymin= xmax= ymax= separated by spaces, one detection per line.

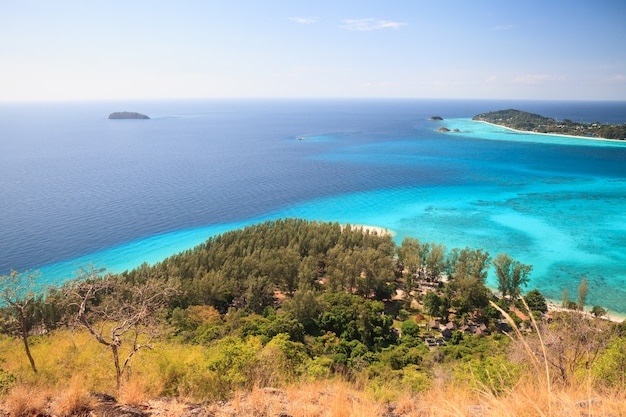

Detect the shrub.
xmin=256 ymin=333 xmax=308 ymax=385
xmin=381 ymin=345 xmax=423 ymax=370
xmin=592 ymin=336 xmax=626 ymax=390
xmin=0 ymin=368 xmax=16 ymax=395
xmin=397 ymin=309 xmax=410 ymax=321
xmin=400 ymin=319 xmax=420 ymax=338
xmin=302 ymin=356 xmax=334 ymax=380
xmin=453 ymin=355 xmax=521 ymax=395
xmin=205 ymin=336 xmax=262 ymax=390
xmin=400 ymin=367 xmax=432 ymax=393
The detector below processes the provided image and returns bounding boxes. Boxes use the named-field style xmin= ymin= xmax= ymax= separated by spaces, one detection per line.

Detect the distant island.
xmin=429 ymin=115 xmax=444 ymax=120
xmin=473 ymin=109 xmax=626 ymax=140
xmin=437 ymin=127 xmax=460 ymax=133
xmin=108 ymin=111 xmax=150 ymax=120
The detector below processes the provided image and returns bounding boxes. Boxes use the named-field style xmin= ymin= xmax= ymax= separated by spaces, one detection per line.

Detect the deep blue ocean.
xmin=1 ymin=99 xmax=625 ymax=314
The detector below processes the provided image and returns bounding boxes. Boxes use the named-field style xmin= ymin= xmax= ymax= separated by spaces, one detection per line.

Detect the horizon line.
xmin=2 ymin=96 xmax=626 ymax=104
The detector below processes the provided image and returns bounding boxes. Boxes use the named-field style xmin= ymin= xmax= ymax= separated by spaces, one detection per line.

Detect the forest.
xmin=1 ymin=218 xmax=624 ymax=416
xmin=473 ymin=109 xmax=626 ymax=140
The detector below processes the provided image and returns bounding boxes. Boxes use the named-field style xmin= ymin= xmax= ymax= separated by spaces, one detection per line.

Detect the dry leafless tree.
xmin=65 ymin=265 xmax=178 ymax=390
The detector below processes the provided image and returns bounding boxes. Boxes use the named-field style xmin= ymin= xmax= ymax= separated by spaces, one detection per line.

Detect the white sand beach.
xmin=476 ymin=120 xmax=626 ymax=143
xmin=546 ymin=301 xmax=626 ymax=323
xmin=343 ymin=224 xmax=396 ymax=237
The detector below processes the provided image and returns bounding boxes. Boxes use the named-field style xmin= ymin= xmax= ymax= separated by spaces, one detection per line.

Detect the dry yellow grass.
xmin=1 ymin=316 xmax=624 ymax=417
xmin=2 ymin=384 xmax=50 ymax=417
xmin=205 ymin=382 xmax=388 ymax=417
xmin=118 ymin=373 xmax=151 ymax=406
xmin=50 ymin=375 xmax=93 ymax=417
xmin=1 ymin=370 xmax=624 ymax=416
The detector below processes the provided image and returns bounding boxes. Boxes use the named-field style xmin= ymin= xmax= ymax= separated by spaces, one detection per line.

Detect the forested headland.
xmin=1 ymin=218 xmax=624 ymax=416
xmin=473 ymin=109 xmax=626 ymax=140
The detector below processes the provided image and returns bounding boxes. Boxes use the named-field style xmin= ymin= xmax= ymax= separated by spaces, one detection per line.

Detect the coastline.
xmin=343 ymin=224 xmax=396 ymax=237
xmin=547 ymin=301 xmax=626 ymax=323
xmin=345 ymin=224 xmax=623 ymax=321
xmin=476 ymin=120 xmax=626 ymax=143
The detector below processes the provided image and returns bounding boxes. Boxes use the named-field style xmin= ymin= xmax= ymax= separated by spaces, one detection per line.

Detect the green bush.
xmin=400 ymin=367 xmax=431 ymax=393
xmin=591 ymin=336 xmax=626 ymax=390
xmin=452 ymin=355 xmax=521 ymax=395
xmin=257 ymin=333 xmax=308 ymax=384
xmin=303 ymin=356 xmax=334 ymax=380
xmin=0 ymin=368 xmax=15 ymax=395
xmin=380 ymin=345 xmax=423 ymax=370
xmin=205 ymin=336 xmax=262 ymax=391
xmin=401 ymin=319 xmax=420 ymax=338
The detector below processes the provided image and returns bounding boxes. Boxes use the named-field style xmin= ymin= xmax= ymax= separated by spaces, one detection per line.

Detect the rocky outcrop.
xmin=429 ymin=116 xmax=444 ymax=121
xmin=108 ymin=111 xmax=150 ymax=120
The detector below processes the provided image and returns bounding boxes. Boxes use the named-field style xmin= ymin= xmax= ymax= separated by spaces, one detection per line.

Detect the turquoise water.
xmin=2 ymin=100 xmax=625 ymax=314
xmin=37 ymin=166 xmax=626 ymax=314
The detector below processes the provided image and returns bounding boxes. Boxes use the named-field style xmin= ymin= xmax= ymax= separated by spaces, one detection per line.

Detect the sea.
xmin=1 ymin=99 xmax=626 ymax=315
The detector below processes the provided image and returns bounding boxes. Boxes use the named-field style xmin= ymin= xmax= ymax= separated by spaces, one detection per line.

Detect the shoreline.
xmin=343 ymin=223 xmax=396 ymax=237
xmin=475 ymin=120 xmax=626 ymax=143
xmin=345 ymin=224 xmax=624 ymax=321
xmin=546 ymin=301 xmax=626 ymax=323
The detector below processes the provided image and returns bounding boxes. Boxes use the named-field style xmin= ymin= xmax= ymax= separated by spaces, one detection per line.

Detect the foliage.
xmin=524 ymin=288 xmax=548 ymax=314
xmin=422 ymin=291 xmax=442 ymax=318
xmin=538 ymin=311 xmax=615 ymax=386
xmin=400 ymin=319 xmax=420 ymax=338
xmin=591 ymin=336 xmax=626 ymax=390
xmin=0 ymin=367 xmax=16 ymax=395
xmin=493 ymin=253 xmax=532 ymax=300
xmin=257 ymin=333 xmax=308 ymax=384
xmin=3 ymin=218 xmax=625 ymax=407
xmin=473 ymin=109 xmax=626 ymax=140
xmin=0 ymin=270 xmax=42 ymax=373
xmin=448 ymin=247 xmax=491 ymax=282
xmin=591 ymin=305 xmax=607 ymax=318
xmin=452 ymin=355 xmax=521 ymax=395
xmin=318 ymin=292 xmax=393 ymax=351
xmin=65 ymin=267 xmax=179 ymax=390
xmin=205 ymin=336 xmax=262 ymax=392
xmin=379 ymin=344 xmax=423 ymax=370
xmin=281 ymin=286 xmax=323 ymax=334
xmin=577 ymin=277 xmax=589 ymax=311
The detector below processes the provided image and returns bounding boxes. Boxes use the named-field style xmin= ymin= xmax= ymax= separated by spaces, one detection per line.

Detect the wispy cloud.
xmin=512 ymin=74 xmax=564 ymax=84
xmin=288 ymin=17 xmax=317 ymax=24
xmin=340 ymin=18 xmax=407 ymax=31
xmin=491 ymin=24 xmax=513 ymax=31
xmin=608 ymin=74 xmax=626 ymax=83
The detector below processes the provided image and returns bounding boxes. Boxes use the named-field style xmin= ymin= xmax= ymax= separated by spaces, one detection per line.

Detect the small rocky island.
xmin=437 ymin=127 xmax=460 ymax=133
xmin=108 ymin=111 xmax=150 ymax=120
xmin=429 ymin=115 xmax=444 ymax=120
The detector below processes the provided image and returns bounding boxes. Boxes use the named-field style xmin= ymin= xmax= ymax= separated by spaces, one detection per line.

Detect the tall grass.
xmin=1 ymin=319 xmax=624 ymax=416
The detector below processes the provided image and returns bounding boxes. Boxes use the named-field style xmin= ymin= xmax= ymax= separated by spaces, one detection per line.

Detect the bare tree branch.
xmin=65 ymin=265 xmax=178 ymax=391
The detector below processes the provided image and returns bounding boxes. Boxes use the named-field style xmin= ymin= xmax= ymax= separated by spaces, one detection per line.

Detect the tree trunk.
xmin=112 ymin=344 xmax=122 ymax=391
xmin=19 ymin=310 xmax=37 ymax=373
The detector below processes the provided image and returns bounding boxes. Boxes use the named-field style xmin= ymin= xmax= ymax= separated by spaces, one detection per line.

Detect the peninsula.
xmin=473 ymin=109 xmax=626 ymax=140
xmin=108 ymin=111 xmax=150 ymax=120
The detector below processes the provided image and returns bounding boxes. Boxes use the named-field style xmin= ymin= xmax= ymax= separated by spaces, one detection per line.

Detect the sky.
xmin=1 ymin=0 xmax=625 ymax=101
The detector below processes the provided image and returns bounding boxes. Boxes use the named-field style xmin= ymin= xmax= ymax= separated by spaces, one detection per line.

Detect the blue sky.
xmin=1 ymin=1 xmax=625 ymax=101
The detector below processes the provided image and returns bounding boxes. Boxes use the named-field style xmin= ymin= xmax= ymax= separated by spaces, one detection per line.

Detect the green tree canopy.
xmin=493 ymin=253 xmax=532 ymax=300
xmin=524 ymin=289 xmax=548 ymax=314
